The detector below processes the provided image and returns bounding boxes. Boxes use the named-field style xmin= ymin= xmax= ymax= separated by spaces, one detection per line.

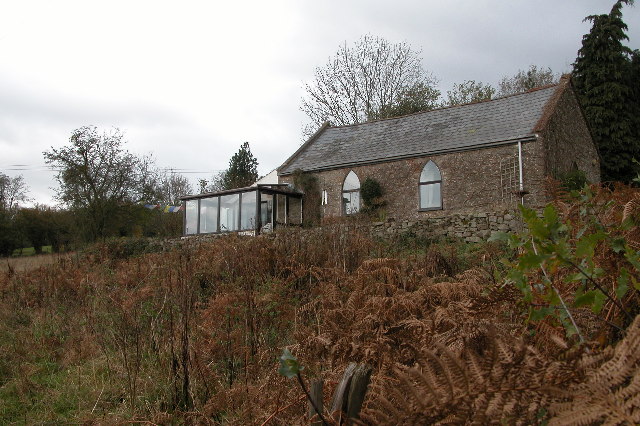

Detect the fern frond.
xmin=362 ymin=331 xmax=589 ymax=424
xmin=549 ymin=315 xmax=640 ymax=425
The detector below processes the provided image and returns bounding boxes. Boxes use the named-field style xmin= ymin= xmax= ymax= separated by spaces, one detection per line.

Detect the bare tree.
xmin=207 ymin=171 xmax=227 ymax=193
xmin=196 ymin=171 xmax=227 ymax=194
xmin=155 ymin=171 xmax=193 ymax=205
xmin=0 ymin=172 xmax=29 ymax=213
xmin=497 ymin=65 xmax=558 ymax=96
xmin=301 ymin=35 xmax=440 ymax=133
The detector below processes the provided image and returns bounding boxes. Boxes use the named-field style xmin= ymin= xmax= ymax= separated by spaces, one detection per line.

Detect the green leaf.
xmin=617 ymin=268 xmax=629 ymax=300
xmin=574 ymin=290 xmax=597 ymax=308
xmin=518 ymin=253 xmax=546 ymax=270
xmin=625 ymin=249 xmax=640 ymax=271
xmin=575 ymin=290 xmax=606 ymax=314
xmin=553 ymin=239 xmax=571 ymax=259
xmin=612 ymin=237 xmax=626 ymax=253
xmin=591 ymin=267 xmax=605 ymax=279
xmin=543 ymin=204 xmax=558 ymax=224
xmin=569 ymin=271 xmax=588 ymax=282
xmin=529 ymin=222 xmax=549 ymax=240
xmin=278 ymin=348 xmax=303 ymax=379
xmin=530 ymin=306 xmax=553 ymax=321
xmin=546 ymin=289 xmax=561 ymax=305
xmin=575 ymin=231 xmax=606 ymax=258
xmin=592 ymin=290 xmax=606 ymax=314
xmin=507 ymin=270 xmax=532 ymax=300
xmin=519 ymin=204 xmax=538 ymax=223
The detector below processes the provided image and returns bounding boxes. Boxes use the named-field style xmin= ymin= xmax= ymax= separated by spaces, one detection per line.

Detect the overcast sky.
xmin=1 ymin=0 xmax=639 ymax=205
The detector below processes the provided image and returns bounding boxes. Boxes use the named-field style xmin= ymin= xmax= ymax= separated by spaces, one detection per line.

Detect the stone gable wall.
xmin=540 ymin=86 xmax=600 ymax=183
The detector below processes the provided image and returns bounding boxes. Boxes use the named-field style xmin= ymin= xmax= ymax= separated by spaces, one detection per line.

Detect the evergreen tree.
xmin=629 ymin=49 xmax=640 ymax=152
xmin=222 ymin=142 xmax=258 ymax=190
xmin=572 ymin=0 xmax=638 ymax=182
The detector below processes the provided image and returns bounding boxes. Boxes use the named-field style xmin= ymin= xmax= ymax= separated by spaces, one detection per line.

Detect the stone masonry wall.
xmin=280 ymin=142 xmax=545 ymax=222
xmin=539 ymin=84 xmax=600 ymax=183
xmin=356 ymin=210 xmax=521 ymax=243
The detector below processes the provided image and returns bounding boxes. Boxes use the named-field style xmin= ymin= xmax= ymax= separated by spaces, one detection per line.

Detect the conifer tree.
xmin=572 ymin=0 xmax=638 ymax=183
xmin=629 ymin=50 xmax=640 ymax=151
xmin=222 ymin=142 xmax=258 ymax=190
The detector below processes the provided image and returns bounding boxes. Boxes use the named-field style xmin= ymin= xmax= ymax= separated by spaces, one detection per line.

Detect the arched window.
xmin=342 ymin=171 xmax=360 ymax=215
xmin=419 ymin=161 xmax=442 ymax=210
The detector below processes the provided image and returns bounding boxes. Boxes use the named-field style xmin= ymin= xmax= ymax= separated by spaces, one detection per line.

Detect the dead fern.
xmin=549 ymin=315 xmax=640 ymax=425
xmin=360 ymin=333 xmax=597 ymax=425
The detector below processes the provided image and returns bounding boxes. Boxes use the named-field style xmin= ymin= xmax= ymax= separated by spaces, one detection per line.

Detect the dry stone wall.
xmin=352 ymin=210 xmax=522 ymax=243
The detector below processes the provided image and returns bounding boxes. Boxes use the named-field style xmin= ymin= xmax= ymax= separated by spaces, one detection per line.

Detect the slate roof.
xmin=279 ymin=84 xmax=560 ymax=175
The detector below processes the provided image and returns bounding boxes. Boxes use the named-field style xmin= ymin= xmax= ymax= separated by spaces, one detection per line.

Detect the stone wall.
xmin=358 ymin=210 xmax=521 ymax=243
xmin=280 ymin=143 xmax=541 ymax=223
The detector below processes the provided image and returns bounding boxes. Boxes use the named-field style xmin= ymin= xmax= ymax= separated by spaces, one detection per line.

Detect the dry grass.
xmin=0 ymin=252 xmax=70 ymax=273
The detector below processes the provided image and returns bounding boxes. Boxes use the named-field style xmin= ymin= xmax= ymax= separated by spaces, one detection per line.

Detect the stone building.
xmin=278 ymin=76 xmax=599 ymax=222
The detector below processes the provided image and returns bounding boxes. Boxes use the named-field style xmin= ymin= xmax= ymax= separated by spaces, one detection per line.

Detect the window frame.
xmin=342 ymin=171 xmax=361 ymax=216
xmin=184 ymin=199 xmax=200 ymax=235
xmin=418 ymin=161 xmax=443 ymax=211
xmin=199 ymin=196 xmax=220 ymax=234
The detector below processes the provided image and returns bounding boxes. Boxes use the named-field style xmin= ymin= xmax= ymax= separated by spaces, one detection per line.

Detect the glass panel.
xmin=420 ymin=182 xmax=441 ymax=209
xmin=343 ymin=191 xmax=360 ymax=215
xmin=288 ymin=197 xmax=302 ymax=225
xmin=276 ymin=194 xmax=286 ymax=224
xmin=343 ymin=171 xmax=360 ymax=191
xmin=199 ymin=197 xmax=218 ymax=233
xmin=260 ymin=193 xmax=273 ymax=233
xmin=240 ymin=191 xmax=257 ymax=230
xmin=420 ymin=161 xmax=441 ymax=182
xmin=185 ymin=200 xmax=199 ymax=235
xmin=220 ymin=194 xmax=239 ymax=232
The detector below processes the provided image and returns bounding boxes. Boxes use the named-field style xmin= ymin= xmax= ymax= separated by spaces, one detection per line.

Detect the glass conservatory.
xmin=181 ymin=185 xmax=303 ymax=236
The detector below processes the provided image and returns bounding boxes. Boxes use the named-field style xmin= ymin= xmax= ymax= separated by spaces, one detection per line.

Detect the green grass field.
xmin=11 ymin=246 xmax=53 ymax=256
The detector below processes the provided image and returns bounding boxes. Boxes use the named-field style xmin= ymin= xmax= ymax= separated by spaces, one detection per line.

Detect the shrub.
xmin=559 ymin=169 xmax=588 ymax=191
xmin=360 ymin=177 xmax=385 ymax=214
xmin=292 ymin=169 xmax=321 ymax=226
xmin=492 ymin=184 xmax=640 ymax=344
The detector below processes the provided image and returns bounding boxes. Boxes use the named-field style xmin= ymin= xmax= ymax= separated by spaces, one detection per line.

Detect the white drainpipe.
xmin=518 ymin=140 xmax=524 ymax=205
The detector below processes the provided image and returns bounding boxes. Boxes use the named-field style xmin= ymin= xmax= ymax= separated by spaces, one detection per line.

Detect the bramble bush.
xmin=492 ymin=184 xmax=640 ymax=343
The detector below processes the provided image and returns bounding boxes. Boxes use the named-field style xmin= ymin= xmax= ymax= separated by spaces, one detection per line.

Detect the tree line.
xmin=0 ymin=128 xmax=259 ymax=256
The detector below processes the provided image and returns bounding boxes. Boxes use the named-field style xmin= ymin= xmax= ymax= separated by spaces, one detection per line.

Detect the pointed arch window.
xmin=342 ymin=171 xmax=360 ymax=215
xmin=419 ymin=161 xmax=442 ymax=210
